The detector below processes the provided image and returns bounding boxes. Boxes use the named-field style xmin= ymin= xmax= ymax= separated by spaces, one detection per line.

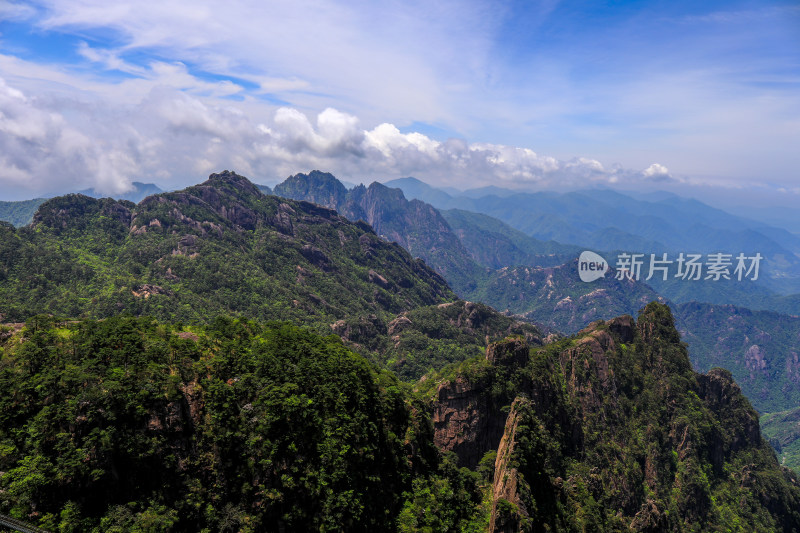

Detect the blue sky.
xmin=0 ymin=0 xmax=798 ymax=201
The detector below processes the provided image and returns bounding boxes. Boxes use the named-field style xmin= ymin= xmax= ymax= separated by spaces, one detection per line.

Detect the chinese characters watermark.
xmin=578 ymin=251 xmax=762 ymax=282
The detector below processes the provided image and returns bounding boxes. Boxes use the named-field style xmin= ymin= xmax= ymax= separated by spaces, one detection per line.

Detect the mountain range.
xmin=270 ymin=174 xmax=799 ymax=387
xmin=77 ymin=182 xmax=165 ymax=204
xmin=0 ymin=171 xmax=540 ymax=384
xmin=0 ymin=171 xmax=451 ymax=327
xmin=270 ymin=171 xmax=800 ymax=469
xmin=274 ymin=171 xmax=486 ymax=295
xmin=386 ymin=177 xmax=800 ymax=298
xmin=2 ymin=170 xmax=800 ymax=530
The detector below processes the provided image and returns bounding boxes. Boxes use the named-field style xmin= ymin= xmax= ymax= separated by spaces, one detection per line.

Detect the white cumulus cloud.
xmin=0 ymin=75 xmax=680 ymax=198
xmin=642 ymin=163 xmax=673 ymax=181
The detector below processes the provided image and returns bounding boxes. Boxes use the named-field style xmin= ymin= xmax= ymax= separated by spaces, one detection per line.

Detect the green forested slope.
xmin=762 ymin=407 xmax=800 ymax=473
xmin=0 ymin=316 xmax=483 ymax=532
xmin=332 ymin=300 xmax=544 ymax=381
xmin=440 ymin=208 xmax=580 ymax=269
xmin=0 ymin=198 xmax=46 ymax=227
xmin=676 ymin=301 xmax=800 ymax=414
xmin=0 ymin=171 xmax=453 ymax=327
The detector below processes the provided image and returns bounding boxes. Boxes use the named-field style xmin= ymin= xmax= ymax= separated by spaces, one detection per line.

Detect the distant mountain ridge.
xmin=390 ymin=177 xmax=800 ymax=311
xmin=274 ymin=171 xmax=594 ymax=296
xmin=78 ymin=181 xmax=164 ymax=203
xmin=441 ymin=208 xmax=581 ymax=268
xmin=273 ymin=171 xmax=800 ymax=324
xmin=0 ymin=182 xmax=164 ymax=227
xmin=386 ymin=178 xmax=800 ymax=298
xmin=0 ymin=198 xmax=46 ymax=227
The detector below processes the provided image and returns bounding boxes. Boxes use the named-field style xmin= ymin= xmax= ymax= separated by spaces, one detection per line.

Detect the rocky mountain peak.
xmin=489 ymin=397 xmax=532 ymax=533
xmin=202 ymin=170 xmax=263 ymax=198
xmin=365 ymin=181 xmax=406 ymax=202
xmin=274 ymin=170 xmax=348 ymax=210
xmin=269 ymin=170 xmax=483 ymax=295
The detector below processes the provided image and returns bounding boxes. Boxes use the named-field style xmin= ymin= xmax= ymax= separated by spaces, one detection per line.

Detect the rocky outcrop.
xmin=556 ymin=320 xmax=624 ymax=419
xmin=432 ymin=337 xmax=538 ymax=469
xmin=330 ymin=314 xmax=387 ymax=350
xmin=489 ymin=397 xmax=531 ymax=533
xmin=432 ymin=374 xmax=507 ymax=469
xmin=432 ymin=303 xmax=800 ymax=531
xmin=698 ymin=367 xmax=762 ymax=473
xmin=607 ymin=314 xmax=635 ymax=342
xmin=486 ymin=338 xmax=529 ymax=367
xmin=387 ymin=315 xmax=413 ymax=337
xmin=131 ymin=284 xmax=171 ymax=299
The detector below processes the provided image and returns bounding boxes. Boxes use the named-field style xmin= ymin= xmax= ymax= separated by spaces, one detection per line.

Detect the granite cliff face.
xmin=433 ymin=373 xmax=507 ymax=470
xmin=489 ymin=397 xmax=532 ymax=533
xmin=273 ymin=170 xmax=347 ymax=210
xmin=273 ymin=171 xmax=485 ymax=295
xmin=432 ymin=338 xmax=540 ymax=469
xmin=430 ymin=303 xmax=800 ymax=531
xmin=430 ymin=329 xmax=581 ymax=515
